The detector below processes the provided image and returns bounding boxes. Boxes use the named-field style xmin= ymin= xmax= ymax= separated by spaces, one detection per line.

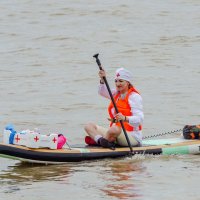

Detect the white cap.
xmin=115 ymin=68 xmax=133 ymax=83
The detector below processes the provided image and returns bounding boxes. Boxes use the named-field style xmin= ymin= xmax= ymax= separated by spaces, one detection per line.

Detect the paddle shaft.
xmin=93 ymin=54 xmax=133 ymax=153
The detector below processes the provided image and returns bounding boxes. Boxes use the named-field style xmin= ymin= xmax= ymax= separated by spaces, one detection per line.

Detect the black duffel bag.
xmin=183 ymin=125 xmax=200 ymax=139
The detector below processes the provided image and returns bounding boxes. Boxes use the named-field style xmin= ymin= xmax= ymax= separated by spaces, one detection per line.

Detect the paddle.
xmin=93 ymin=53 xmax=133 ymax=153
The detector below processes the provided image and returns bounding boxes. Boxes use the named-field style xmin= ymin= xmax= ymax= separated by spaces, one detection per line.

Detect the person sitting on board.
xmin=84 ymin=67 xmax=144 ymax=148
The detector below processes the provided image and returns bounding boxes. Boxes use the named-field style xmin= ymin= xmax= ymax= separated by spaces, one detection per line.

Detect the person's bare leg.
xmin=84 ymin=122 xmax=104 ymax=141
xmin=105 ymin=126 xmax=121 ymax=142
xmin=84 ymin=123 xmax=120 ymax=148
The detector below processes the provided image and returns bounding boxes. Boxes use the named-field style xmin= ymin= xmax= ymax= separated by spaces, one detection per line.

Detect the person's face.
xmin=115 ymin=79 xmax=129 ymax=93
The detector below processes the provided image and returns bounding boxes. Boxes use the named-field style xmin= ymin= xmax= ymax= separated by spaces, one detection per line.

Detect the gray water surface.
xmin=0 ymin=0 xmax=200 ymax=199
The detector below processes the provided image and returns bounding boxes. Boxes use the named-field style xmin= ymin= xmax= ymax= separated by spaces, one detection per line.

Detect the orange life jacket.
xmin=108 ymin=87 xmax=142 ymax=132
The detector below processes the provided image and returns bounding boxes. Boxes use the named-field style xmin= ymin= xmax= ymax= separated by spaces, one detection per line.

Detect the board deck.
xmin=0 ymin=137 xmax=200 ymax=164
xmin=142 ymin=137 xmax=188 ymax=145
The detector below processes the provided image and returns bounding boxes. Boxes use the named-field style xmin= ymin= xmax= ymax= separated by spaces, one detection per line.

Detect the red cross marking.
xmin=116 ymin=73 xmax=120 ymax=77
xmin=15 ymin=135 xmax=20 ymax=143
xmin=52 ymin=137 xmax=57 ymax=143
xmin=34 ymin=136 xmax=39 ymax=142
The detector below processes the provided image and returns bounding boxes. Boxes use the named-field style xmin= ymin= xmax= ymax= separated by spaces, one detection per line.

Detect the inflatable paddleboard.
xmin=0 ymin=137 xmax=200 ymax=164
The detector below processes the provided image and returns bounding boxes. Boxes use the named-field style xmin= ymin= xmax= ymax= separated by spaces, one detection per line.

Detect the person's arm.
xmin=98 ymin=83 xmax=117 ymax=99
xmin=98 ymin=69 xmax=117 ymax=99
xmin=127 ymin=93 xmax=144 ymax=128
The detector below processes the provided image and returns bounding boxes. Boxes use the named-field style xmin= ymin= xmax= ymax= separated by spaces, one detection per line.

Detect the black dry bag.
xmin=183 ymin=125 xmax=200 ymax=139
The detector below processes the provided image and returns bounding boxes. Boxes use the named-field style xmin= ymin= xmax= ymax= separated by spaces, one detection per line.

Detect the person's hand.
xmin=99 ymin=69 xmax=106 ymax=78
xmin=115 ymin=113 xmax=126 ymax=121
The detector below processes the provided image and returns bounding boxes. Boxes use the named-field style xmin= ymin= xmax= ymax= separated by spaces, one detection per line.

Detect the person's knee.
xmin=108 ymin=126 xmax=121 ymax=135
xmin=106 ymin=126 xmax=121 ymax=141
xmin=115 ymin=126 xmax=122 ymax=134
xmin=84 ymin=122 xmax=96 ymax=132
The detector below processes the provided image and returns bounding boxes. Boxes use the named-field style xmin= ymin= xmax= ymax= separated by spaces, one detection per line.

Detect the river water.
xmin=0 ymin=0 xmax=200 ymax=199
